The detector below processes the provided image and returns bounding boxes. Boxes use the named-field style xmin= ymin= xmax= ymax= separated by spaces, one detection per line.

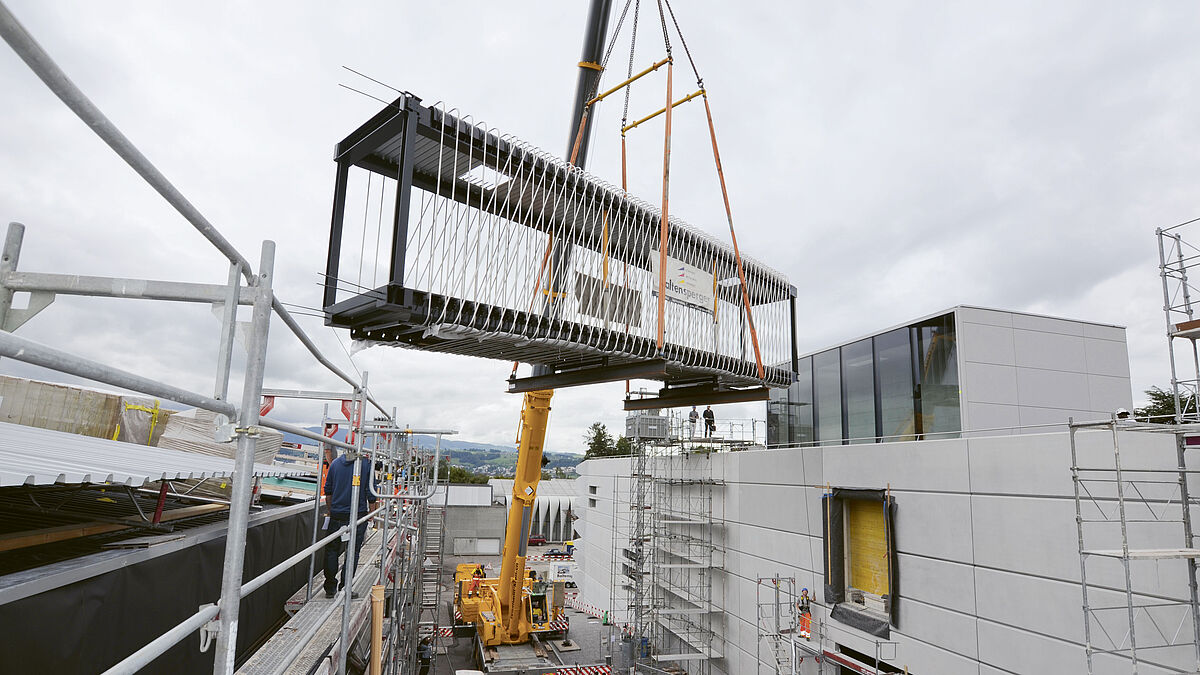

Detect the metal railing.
xmin=0 ymin=3 xmax=435 ymax=673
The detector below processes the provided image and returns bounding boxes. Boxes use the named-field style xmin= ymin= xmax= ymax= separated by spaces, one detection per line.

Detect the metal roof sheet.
xmin=488 ymin=478 xmax=578 ymax=497
xmin=0 ymin=420 xmax=309 ymax=487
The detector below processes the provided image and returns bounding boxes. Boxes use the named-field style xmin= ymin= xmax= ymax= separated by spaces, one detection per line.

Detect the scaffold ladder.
xmin=756 ymin=575 xmax=799 ymax=675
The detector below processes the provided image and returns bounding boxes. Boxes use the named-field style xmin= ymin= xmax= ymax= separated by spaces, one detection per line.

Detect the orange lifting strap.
xmin=701 ymin=92 xmax=764 ymax=379
xmin=515 ymin=0 xmax=768 ymax=382
xmin=655 ymin=58 xmax=674 ymax=352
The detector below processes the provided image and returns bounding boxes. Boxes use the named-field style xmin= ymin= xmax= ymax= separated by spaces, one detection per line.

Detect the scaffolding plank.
xmin=239 ymin=531 xmax=383 ymax=675
xmin=1083 ymin=548 xmax=1200 ymax=560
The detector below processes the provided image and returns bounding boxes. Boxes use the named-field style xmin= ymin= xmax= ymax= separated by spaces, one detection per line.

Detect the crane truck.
xmin=449 ymin=0 xmax=613 ymax=672
xmin=451 ymin=391 xmax=575 ymax=672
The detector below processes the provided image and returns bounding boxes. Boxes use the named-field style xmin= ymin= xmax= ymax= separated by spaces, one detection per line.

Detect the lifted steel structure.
xmin=320 ymin=96 xmax=798 ymax=406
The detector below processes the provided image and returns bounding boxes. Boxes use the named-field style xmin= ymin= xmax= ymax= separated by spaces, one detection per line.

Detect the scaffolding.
xmin=1070 ymin=419 xmax=1200 ymax=674
xmin=644 ymin=432 xmax=725 ymax=674
xmin=386 ymin=432 xmax=447 ymax=675
xmin=1158 ymin=221 xmax=1200 ymax=424
xmin=607 ymin=432 xmax=655 ymax=670
xmin=755 ymin=576 xmax=799 ymax=675
xmin=0 ymin=4 xmax=449 ymax=672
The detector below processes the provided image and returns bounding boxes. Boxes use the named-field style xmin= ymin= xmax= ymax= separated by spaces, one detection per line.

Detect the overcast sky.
xmin=1 ymin=1 xmax=1198 ymax=453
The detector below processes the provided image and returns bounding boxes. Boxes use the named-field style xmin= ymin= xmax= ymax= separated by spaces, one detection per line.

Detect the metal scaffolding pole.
xmin=339 ymin=373 xmax=368 ymax=675
xmin=212 ymin=241 xmax=275 ymax=675
xmin=0 ymin=222 xmax=25 ymax=337
xmin=306 ymin=402 xmax=331 ymax=603
xmin=0 ymin=0 xmax=389 ymax=419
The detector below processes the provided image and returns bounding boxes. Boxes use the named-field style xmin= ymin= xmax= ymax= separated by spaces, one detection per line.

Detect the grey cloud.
xmin=2 ymin=1 xmax=1197 ymax=454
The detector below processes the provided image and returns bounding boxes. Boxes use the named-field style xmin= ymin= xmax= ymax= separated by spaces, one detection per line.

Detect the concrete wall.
xmin=956 ymin=307 xmax=1133 ymax=434
xmin=445 ymin=504 xmax=507 ymax=556
xmin=577 ymin=429 xmax=1197 ymax=675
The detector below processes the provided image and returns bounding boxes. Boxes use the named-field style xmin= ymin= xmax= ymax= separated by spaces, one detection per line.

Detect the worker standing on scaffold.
xmin=798 ymin=588 xmax=812 ymax=640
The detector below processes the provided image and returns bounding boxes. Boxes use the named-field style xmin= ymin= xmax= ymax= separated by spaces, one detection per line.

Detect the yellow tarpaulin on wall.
xmin=847 ymin=498 xmax=889 ymax=597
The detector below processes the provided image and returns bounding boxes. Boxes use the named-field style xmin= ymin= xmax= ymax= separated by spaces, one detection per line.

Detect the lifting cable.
xmin=657 ymin=0 xmax=765 ymax=376
xmin=619 ymin=1 xmax=640 ymax=393
xmin=515 ymin=0 xmax=767 ymax=381
xmin=511 ymin=0 xmax=640 ymax=378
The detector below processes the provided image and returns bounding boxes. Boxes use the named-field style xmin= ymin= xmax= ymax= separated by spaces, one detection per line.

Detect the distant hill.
xmin=411 ymin=434 xmax=515 ymax=453
xmin=439 ymin=447 xmax=581 ymax=476
xmin=279 ymin=427 xmax=581 ymax=476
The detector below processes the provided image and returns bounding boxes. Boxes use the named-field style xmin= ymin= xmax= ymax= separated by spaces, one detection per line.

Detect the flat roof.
xmin=489 ymin=478 xmax=578 ymax=497
xmin=793 ymin=304 xmax=1127 ymax=361
xmin=0 ymin=421 xmax=308 ymax=487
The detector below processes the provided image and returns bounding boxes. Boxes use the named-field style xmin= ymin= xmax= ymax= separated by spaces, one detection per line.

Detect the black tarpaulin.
xmin=0 ymin=508 xmax=314 ymax=673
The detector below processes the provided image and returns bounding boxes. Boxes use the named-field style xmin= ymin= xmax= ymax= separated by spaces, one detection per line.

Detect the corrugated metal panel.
xmin=847 ymin=498 xmax=889 ymax=596
xmin=488 ymin=478 xmax=579 ymax=497
xmin=0 ymin=420 xmax=308 ymax=487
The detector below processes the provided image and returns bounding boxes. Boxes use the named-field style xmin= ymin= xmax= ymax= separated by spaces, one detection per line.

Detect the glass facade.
xmin=767 ymin=312 xmax=960 ymax=446
xmin=814 ymin=349 xmax=843 ymax=446
xmin=875 ymin=327 xmax=916 ymax=441
xmin=914 ymin=313 xmax=960 ymax=438
xmin=767 ymin=358 xmax=814 ymax=445
xmin=842 ymin=339 xmax=875 ymax=444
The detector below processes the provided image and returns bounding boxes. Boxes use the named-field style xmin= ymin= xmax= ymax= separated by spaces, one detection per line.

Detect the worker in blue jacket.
xmin=322 ymin=450 xmax=377 ymax=598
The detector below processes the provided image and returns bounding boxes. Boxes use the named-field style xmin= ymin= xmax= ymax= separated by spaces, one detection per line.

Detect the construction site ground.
xmin=437 ymin=544 xmax=607 ymax=673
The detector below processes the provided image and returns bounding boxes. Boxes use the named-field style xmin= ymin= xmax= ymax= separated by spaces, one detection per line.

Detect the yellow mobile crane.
xmin=453 ymin=0 xmax=612 ymax=659
xmin=454 ymin=390 xmax=563 ymax=646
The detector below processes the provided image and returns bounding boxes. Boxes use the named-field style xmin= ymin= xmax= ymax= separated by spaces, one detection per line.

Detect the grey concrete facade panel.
xmin=1016 ymin=368 xmax=1092 ymax=410
xmin=823 ymin=438 xmax=971 ymax=493
xmin=1010 ymin=313 xmax=1086 ymax=337
xmin=1085 ymin=335 xmax=1133 ymax=378
xmin=1013 ymin=329 xmax=1088 ymax=372
xmin=959 ymin=320 xmax=1017 ymax=366
xmin=963 ymin=362 xmax=1020 ymax=406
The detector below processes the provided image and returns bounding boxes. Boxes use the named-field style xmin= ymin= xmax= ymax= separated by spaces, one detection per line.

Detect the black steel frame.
xmin=322 ymin=94 xmax=799 ymax=400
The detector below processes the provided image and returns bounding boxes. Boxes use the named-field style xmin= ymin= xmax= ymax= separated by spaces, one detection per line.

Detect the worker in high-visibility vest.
xmin=798 ymin=588 xmax=812 ymax=640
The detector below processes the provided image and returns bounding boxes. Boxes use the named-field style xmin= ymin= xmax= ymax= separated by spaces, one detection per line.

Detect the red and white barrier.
xmin=554 ymin=667 xmax=611 ymax=675
xmin=566 ymin=594 xmax=605 ymax=619
xmin=526 ymin=554 xmax=575 ymax=563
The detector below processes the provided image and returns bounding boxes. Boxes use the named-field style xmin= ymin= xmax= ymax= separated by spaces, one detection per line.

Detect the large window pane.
xmin=814 ymin=349 xmax=842 ymax=445
xmin=842 ymin=339 xmax=875 ymax=444
xmin=766 ymin=392 xmax=786 ymax=444
xmin=915 ymin=313 xmax=960 ymax=438
xmin=875 ymin=328 xmax=916 ymax=441
xmin=791 ymin=357 xmax=815 ymax=445
xmin=767 ymin=357 xmax=814 ymax=446
xmin=767 ymin=386 xmax=789 ymax=445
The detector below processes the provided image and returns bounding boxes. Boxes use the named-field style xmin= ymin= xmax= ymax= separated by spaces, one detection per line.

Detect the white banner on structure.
xmin=650 ymin=254 xmax=716 ymax=312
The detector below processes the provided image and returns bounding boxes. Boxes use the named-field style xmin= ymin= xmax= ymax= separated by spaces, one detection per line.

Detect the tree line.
xmin=583 ymin=421 xmax=634 ymax=459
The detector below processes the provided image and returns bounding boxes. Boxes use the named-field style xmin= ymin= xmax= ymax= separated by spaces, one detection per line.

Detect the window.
xmin=790 ymin=357 xmax=815 ymax=445
xmin=842 ymin=339 xmax=875 ymax=444
xmin=588 ymin=485 xmax=598 ymax=495
xmin=766 ymin=356 xmax=814 ymax=446
xmin=769 ymin=311 xmax=960 ymax=446
xmin=588 ymin=498 xmax=597 ymax=508
xmin=845 ymin=498 xmax=889 ymax=612
xmin=914 ymin=314 xmax=960 ymax=438
xmin=767 ymin=387 xmax=789 ymax=444
xmin=814 ymin=349 xmax=842 ymax=445
xmin=821 ymin=488 xmax=897 ymax=638
xmin=875 ymin=327 xmax=915 ymax=442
